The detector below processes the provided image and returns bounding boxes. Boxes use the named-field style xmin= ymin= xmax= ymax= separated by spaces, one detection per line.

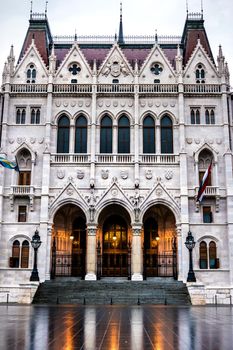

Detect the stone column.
xmin=176 ymin=225 xmax=183 ymax=280
xmin=69 ymin=123 xmax=75 ymax=154
xmin=156 ymin=124 xmax=161 ymax=154
xmin=90 ymin=83 xmax=97 ymax=184
xmin=85 ymin=226 xmax=97 ymax=280
xmin=134 ymin=83 xmax=139 ymax=184
xmin=45 ymin=224 xmax=53 ymax=280
xmin=112 ymin=124 xmax=118 ymax=154
xmin=131 ymin=225 xmax=143 ymax=281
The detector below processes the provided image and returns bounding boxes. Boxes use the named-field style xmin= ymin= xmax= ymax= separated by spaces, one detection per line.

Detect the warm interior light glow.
xmin=70 ymin=235 xmax=74 ymax=240
xmin=113 ymin=234 xmax=117 ymax=241
xmin=156 ymin=236 xmax=160 ymax=241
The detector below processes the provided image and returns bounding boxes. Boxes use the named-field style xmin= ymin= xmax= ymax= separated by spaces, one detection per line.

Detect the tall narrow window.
xmin=17 ymin=149 xmax=32 ymax=186
xmin=161 ymin=115 xmax=173 ymax=153
xmin=196 ymin=64 xmax=205 ymax=83
xmin=198 ymin=149 xmax=213 ymax=187
xmin=18 ymin=206 xmax=27 ymax=222
xmin=16 ymin=108 xmax=26 ymax=124
xmin=100 ymin=115 xmax=112 ymax=153
xmin=75 ymin=115 xmax=87 ymax=153
xmin=205 ymin=108 xmax=215 ymax=125
xmin=209 ymin=241 xmax=217 ymax=269
xmin=57 ymin=115 xmax=70 ymax=153
xmin=210 ymin=109 xmax=215 ymax=124
xmin=118 ymin=115 xmax=130 ymax=153
xmin=190 ymin=108 xmax=200 ymax=124
xmin=205 ymin=110 xmax=210 ymax=124
xmin=31 ymin=108 xmax=41 ymax=124
xmin=11 ymin=240 xmax=20 ymax=268
xmin=203 ymin=206 xmax=213 ymax=223
xmin=199 ymin=241 xmax=207 ymax=269
xmin=21 ymin=240 xmax=29 ymax=268
xmin=27 ymin=64 xmax=36 ymax=83
xmin=143 ymin=115 xmax=155 ymax=153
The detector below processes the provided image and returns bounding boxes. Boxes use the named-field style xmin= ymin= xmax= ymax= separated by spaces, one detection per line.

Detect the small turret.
xmin=175 ymin=44 xmax=183 ymax=75
xmin=7 ymin=45 xmax=15 ymax=76
xmin=49 ymin=43 xmax=56 ymax=75
xmin=217 ymin=45 xmax=225 ymax=75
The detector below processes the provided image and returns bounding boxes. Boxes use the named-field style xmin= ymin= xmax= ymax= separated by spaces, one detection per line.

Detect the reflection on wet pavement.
xmin=0 ymin=305 xmax=233 ymax=349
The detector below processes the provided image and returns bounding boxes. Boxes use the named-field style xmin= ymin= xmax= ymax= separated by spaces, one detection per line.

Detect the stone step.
xmin=33 ymin=279 xmax=191 ymax=305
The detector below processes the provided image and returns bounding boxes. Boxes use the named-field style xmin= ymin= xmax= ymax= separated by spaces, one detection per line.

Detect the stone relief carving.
xmin=101 ymin=170 xmax=109 ymax=179
xmin=55 ymin=101 xmax=61 ymax=107
xmin=38 ymin=138 xmax=44 ymax=144
xmin=78 ymin=101 xmax=83 ymax=107
xmin=120 ymin=170 xmax=128 ymax=180
xmin=57 ymin=170 xmax=65 ymax=179
xmin=30 ymin=137 xmax=36 ymax=144
xmin=145 ymin=169 xmax=153 ymax=180
xmin=111 ymin=188 xmax=118 ymax=197
xmin=194 ymin=138 xmax=200 ymax=144
xmin=155 ymin=187 xmax=163 ymax=197
xmin=71 ymin=101 xmax=76 ymax=107
xmin=77 ymin=170 xmax=85 ymax=179
xmin=165 ymin=170 xmax=173 ymax=180
xmin=66 ymin=187 xmax=74 ymax=196
xmin=86 ymin=188 xmax=98 ymax=222
xmin=8 ymin=138 xmax=14 ymax=144
xmin=63 ymin=102 xmax=68 ymax=107
xmin=186 ymin=138 xmax=192 ymax=144
xmin=102 ymin=56 xmax=130 ymax=77
xmin=68 ymin=176 xmax=74 ymax=183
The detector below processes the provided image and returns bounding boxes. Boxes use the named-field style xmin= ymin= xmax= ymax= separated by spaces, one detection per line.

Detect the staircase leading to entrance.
xmin=33 ymin=278 xmax=191 ymax=305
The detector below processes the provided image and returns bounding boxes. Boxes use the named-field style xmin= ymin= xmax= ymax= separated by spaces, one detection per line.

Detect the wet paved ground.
xmin=0 ymin=305 xmax=233 ymax=350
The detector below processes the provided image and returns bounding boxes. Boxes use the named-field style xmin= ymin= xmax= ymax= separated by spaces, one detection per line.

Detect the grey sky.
xmin=0 ymin=0 xmax=233 ymax=85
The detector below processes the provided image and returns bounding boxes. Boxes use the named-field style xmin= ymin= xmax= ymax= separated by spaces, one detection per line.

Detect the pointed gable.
xmin=98 ymin=43 xmax=134 ymax=83
xmin=55 ymin=43 xmax=93 ymax=83
xmin=139 ymin=44 xmax=176 ymax=84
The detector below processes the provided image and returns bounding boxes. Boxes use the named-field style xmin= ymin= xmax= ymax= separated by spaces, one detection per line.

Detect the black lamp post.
xmin=30 ymin=229 xmax=42 ymax=281
xmin=185 ymin=230 xmax=196 ymax=282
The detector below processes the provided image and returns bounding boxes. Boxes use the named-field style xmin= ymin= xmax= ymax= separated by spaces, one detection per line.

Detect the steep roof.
xmin=181 ymin=13 xmax=215 ymax=66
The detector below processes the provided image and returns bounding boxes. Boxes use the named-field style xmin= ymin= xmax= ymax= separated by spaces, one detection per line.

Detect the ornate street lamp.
xmin=185 ymin=230 xmax=196 ymax=282
xmin=30 ymin=229 xmax=42 ymax=281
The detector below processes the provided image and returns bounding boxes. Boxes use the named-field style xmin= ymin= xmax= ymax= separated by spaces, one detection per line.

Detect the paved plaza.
xmin=0 ymin=305 xmax=233 ymax=350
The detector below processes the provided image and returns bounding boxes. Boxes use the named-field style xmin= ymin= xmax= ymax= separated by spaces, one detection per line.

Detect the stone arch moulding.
xmin=116 ymin=110 xmax=133 ymax=124
xmin=194 ymin=142 xmax=219 ymax=163
xmin=139 ymin=198 xmax=181 ymax=225
xmin=73 ymin=110 xmax=91 ymax=125
xmin=95 ymin=199 xmax=134 ymax=225
xmin=8 ymin=234 xmax=31 ymax=246
xmin=139 ymin=111 xmax=157 ymax=125
xmin=12 ymin=142 xmax=37 ymax=163
xmin=53 ymin=111 xmax=73 ymax=125
xmin=157 ymin=110 xmax=177 ymax=124
xmin=49 ymin=197 xmax=88 ymax=223
xmin=96 ymin=110 xmax=115 ymax=125
xmin=197 ymin=235 xmax=219 ymax=244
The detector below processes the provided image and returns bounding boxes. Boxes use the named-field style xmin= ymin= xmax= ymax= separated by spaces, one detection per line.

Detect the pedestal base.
xmin=131 ymin=273 xmax=143 ymax=281
xmin=85 ymin=273 xmax=97 ymax=281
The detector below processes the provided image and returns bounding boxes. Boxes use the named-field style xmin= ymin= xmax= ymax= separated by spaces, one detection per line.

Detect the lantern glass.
xmin=31 ymin=229 xmax=42 ymax=249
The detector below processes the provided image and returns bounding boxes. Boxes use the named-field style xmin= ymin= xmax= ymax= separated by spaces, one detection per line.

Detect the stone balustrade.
xmin=51 ymin=154 xmax=91 ymax=164
xmin=140 ymin=154 xmax=180 ymax=164
xmin=12 ymin=185 xmax=34 ymax=195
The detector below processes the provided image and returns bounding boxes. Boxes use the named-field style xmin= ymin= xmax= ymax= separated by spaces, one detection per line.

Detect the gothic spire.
xmin=118 ymin=2 xmax=124 ymax=45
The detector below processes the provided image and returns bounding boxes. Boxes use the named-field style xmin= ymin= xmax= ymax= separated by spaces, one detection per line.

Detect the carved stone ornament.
xmin=78 ymin=101 xmax=83 ymax=107
xmin=156 ymin=188 xmax=163 ymax=197
xmin=71 ymin=101 xmax=76 ymax=107
xmin=17 ymin=137 xmax=23 ymax=144
xmin=111 ymin=188 xmax=118 ymax=197
xmin=88 ymin=228 xmax=97 ymax=236
xmin=55 ymin=101 xmax=61 ymax=107
xmin=128 ymin=101 xmax=133 ymax=107
xmin=133 ymin=228 xmax=141 ymax=236
xmin=113 ymin=101 xmax=118 ymax=107
xmin=66 ymin=187 xmax=74 ymax=196
xmin=121 ymin=170 xmax=128 ymax=179
xmin=77 ymin=170 xmax=85 ymax=179
xmin=30 ymin=137 xmax=36 ymax=144
xmin=85 ymin=101 xmax=91 ymax=107
xmin=194 ymin=138 xmax=200 ymax=144
xmin=105 ymin=101 xmax=111 ymax=107
xmin=101 ymin=169 xmax=109 ymax=180
xmin=165 ymin=170 xmax=173 ymax=180
xmin=162 ymin=102 xmax=168 ymax=107
xmin=63 ymin=101 xmax=68 ymax=107
xmin=186 ymin=138 xmax=192 ymax=144
xmin=216 ymin=138 xmax=222 ymax=145
xmin=38 ymin=137 xmax=44 ymax=144
xmin=57 ymin=170 xmax=65 ymax=179
xmin=8 ymin=138 xmax=14 ymax=144
xmin=111 ymin=61 xmax=121 ymax=77
xmin=145 ymin=169 xmax=153 ymax=180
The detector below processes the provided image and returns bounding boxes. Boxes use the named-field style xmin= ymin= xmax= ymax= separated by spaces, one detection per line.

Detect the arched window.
xmin=11 ymin=240 xmax=20 ymax=268
xmin=205 ymin=110 xmax=210 ymax=124
xmin=30 ymin=108 xmax=41 ymax=124
xmin=144 ymin=218 xmax=159 ymax=249
xmin=21 ymin=240 xmax=29 ymax=268
xmin=118 ymin=115 xmax=130 ymax=153
xmin=196 ymin=64 xmax=205 ymax=83
xmin=161 ymin=115 xmax=173 ymax=153
xmin=100 ymin=115 xmax=112 ymax=153
xmin=190 ymin=108 xmax=200 ymax=124
xmin=75 ymin=115 xmax=87 ymax=153
xmin=198 ymin=149 xmax=213 ymax=186
xmin=209 ymin=241 xmax=217 ymax=269
xmin=199 ymin=241 xmax=207 ymax=269
xmin=143 ymin=115 xmax=155 ymax=153
xmin=57 ymin=115 xmax=70 ymax=153
xmin=27 ymin=64 xmax=36 ymax=83
xmin=17 ymin=149 xmax=32 ymax=185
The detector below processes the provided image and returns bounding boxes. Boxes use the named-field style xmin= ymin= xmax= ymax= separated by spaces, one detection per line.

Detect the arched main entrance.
xmin=98 ymin=205 xmax=131 ymax=278
xmin=143 ymin=204 xmax=177 ymax=279
xmin=51 ymin=204 xmax=86 ymax=279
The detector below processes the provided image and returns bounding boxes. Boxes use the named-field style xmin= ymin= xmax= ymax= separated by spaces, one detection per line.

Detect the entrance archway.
xmin=98 ymin=205 xmax=131 ymax=278
xmin=143 ymin=204 xmax=177 ymax=279
xmin=51 ymin=204 xmax=86 ymax=279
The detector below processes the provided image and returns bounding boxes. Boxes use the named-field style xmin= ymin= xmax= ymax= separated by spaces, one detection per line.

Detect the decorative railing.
xmin=97 ymin=84 xmax=134 ymax=93
xmin=195 ymin=186 xmax=218 ymax=196
xmin=53 ymin=84 xmax=92 ymax=93
xmin=12 ymin=186 xmax=34 ymax=195
xmin=184 ymin=84 xmax=221 ymax=94
xmin=96 ymin=154 xmax=133 ymax=163
xmin=10 ymin=84 xmax=47 ymax=93
xmin=51 ymin=154 xmax=91 ymax=163
xmin=139 ymin=84 xmax=178 ymax=93
xmin=140 ymin=154 xmax=180 ymax=164
xmin=52 ymin=35 xmax=181 ymax=44
xmin=9 ymin=84 xmax=223 ymax=95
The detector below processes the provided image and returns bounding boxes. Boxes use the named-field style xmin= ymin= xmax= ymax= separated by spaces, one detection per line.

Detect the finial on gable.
xmin=30 ymin=1 xmax=33 ymax=19
xmin=155 ymin=29 xmax=158 ymax=44
xmin=201 ymin=0 xmax=203 ymax=17
xmin=74 ymin=29 xmax=77 ymax=42
xmin=45 ymin=1 xmax=48 ymax=16
xmin=186 ymin=0 xmax=189 ymax=15
xmin=118 ymin=2 xmax=124 ymax=45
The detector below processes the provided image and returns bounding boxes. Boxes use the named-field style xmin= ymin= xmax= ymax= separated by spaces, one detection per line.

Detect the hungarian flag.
xmin=196 ymin=161 xmax=212 ymax=203
xmin=0 ymin=157 xmax=19 ymax=172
